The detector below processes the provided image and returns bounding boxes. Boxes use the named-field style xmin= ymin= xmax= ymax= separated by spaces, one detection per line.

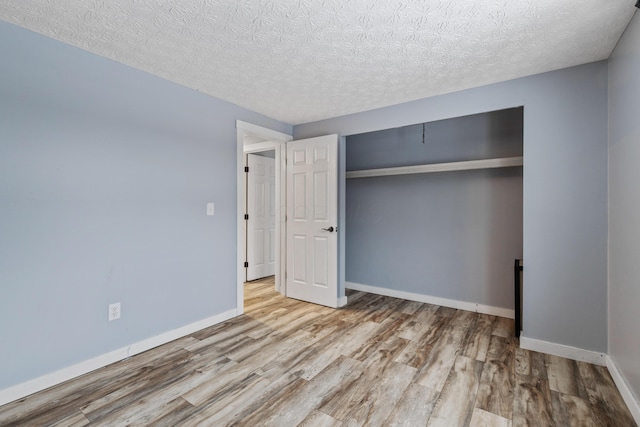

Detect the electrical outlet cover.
xmin=108 ymin=302 xmax=121 ymax=321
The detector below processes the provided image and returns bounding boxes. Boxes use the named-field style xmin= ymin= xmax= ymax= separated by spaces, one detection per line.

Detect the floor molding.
xmin=606 ymin=355 xmax=640 ymax=424
xmin=0 ymin=308 xmax=238 ymax=407
xmin=519 ymin=335 xmax=606 ymax=366
xmin=345 ymin=281 xmax=514 ymax=319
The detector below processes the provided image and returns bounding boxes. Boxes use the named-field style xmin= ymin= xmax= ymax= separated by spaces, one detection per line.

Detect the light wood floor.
xmin=0 ymin=277 xmax=636 ymax=426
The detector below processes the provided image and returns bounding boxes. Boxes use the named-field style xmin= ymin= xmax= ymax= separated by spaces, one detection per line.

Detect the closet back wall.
xmin=345 ymin=109 xmax=523 ymax=312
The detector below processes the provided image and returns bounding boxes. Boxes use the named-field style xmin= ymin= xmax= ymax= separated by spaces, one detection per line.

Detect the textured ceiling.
xmin=0 ymin=1 xmax=635 ymax=124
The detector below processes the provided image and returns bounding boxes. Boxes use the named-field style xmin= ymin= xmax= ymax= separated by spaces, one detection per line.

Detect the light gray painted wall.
xmin=295 ymin=61 xmax=609 ymax=353
xmin=0 ymin=21 xmax=291 ymax=390
xmin=345 ymin=110 xmax=523 ymax=309
xmin=347 ymin=109 xmax=523 ymax=169
xmin=253 ymin=150 xmax=276 ymax=158
xmin=608 ymin=11 xmax=640 ymax=402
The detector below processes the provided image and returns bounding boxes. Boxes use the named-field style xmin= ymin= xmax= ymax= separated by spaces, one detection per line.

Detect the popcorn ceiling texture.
xmin=0 ymin=1 xmax=635 ymax=124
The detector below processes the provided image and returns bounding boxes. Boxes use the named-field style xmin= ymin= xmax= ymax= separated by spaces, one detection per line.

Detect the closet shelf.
xmin=346 ymin=156 xmax=523 ymax=179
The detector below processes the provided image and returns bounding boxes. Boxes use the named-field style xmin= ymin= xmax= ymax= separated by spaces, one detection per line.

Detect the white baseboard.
xmin=606 ymin=355 xmax=640 ymax=424
xmin=338 ymin=295 xmax=348 ymax=307
xmin=345 ymin=281 xmax=514 ymax=319
xmin=0 ymin=308 xmax=238 ymax=407
xmin=519 ymin=336 xmax=606 ymax=366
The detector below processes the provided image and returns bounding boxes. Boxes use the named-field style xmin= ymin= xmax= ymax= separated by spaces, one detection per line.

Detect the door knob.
xmin=322 ymin=226 xmax=336 ymax=232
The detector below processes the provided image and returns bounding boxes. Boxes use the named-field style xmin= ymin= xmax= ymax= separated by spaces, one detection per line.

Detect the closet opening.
xmin=344 ymin=107 xmax=523 ymax=326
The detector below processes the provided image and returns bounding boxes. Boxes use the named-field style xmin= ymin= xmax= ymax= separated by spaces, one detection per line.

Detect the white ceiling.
xmin=0 ymin=1 xmax=635 ymax=125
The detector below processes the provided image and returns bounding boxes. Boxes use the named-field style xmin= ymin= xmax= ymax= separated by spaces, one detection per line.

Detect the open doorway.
xmin=236 ymin=121 xmax=292 ymax=315
xmin=343 ymin=107 xmax=523 ymax=319
xmin=245 ymin=150 xmax=276 ymax=282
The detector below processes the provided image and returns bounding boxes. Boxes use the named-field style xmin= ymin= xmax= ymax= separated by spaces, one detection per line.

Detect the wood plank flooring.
xmin=0 ymin=277 xmax=636 ymax=426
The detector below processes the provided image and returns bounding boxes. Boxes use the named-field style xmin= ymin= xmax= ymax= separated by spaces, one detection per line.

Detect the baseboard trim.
xmin=606 ymin=355 xmax=640 ymax=424
xmin=345 ymin=281 xmax=514 ymax=319
xmin=0 ymin=308 xmax=238 ymax=407
xmin=519 ymin=335 xmax=606 ymax=366
xmin=338 ymin=295 xmax=348 ymax=307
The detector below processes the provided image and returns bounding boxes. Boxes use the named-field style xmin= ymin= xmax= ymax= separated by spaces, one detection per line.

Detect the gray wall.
xmin=0 ymin=21 xmax=291 ymax=390
xmin=608 ymin=11 xmax=640 ymax=401
xmin=345 ymin=110 xmax=523 ymax=309
xmin=295 ymin=61 xmax=609 ymax=353
xmin=347 ymin=109 xmax=523 ymax=169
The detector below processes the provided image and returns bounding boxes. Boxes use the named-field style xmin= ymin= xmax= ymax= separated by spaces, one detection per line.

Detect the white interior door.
xmin=286 ymin=135 xmax=338 ymax=307
xmin=246 ymin=153 xmax=276 ymax=281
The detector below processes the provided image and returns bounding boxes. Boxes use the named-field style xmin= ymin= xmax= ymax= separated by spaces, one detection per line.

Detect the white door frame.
xmin=236 ymin=121 xmax=292 ymax=315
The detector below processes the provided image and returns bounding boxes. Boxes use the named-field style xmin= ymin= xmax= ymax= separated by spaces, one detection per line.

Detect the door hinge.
xmin=244 ymin=166 xmax=249 ymax=173
xmin=244 ymin=214 xmax=249 ymax=220
xmin=244 ymin=261 xmax=249 ymax=268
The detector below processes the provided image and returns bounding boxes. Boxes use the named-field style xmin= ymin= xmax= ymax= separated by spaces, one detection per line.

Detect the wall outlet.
xmin=206 ymin=202 xmax=215 ymax=216
xmin=108 ymin=302 xmax=121 ymax=321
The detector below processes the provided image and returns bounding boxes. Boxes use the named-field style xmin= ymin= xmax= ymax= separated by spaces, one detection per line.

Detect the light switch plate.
xmin=206 ymin=203 xmax=215 ymax=216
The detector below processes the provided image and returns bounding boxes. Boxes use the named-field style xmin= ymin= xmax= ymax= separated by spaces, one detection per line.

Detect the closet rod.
xmin=346 ymin=156 xmax=523 ymax=179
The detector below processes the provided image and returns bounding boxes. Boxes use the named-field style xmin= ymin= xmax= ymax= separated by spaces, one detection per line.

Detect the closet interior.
xmin=344 ymin=107 xmax=524 ymax=313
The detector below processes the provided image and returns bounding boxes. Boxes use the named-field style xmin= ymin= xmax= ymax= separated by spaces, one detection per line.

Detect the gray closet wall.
xmin=345 ymin=108 xmax=523 ymax=310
